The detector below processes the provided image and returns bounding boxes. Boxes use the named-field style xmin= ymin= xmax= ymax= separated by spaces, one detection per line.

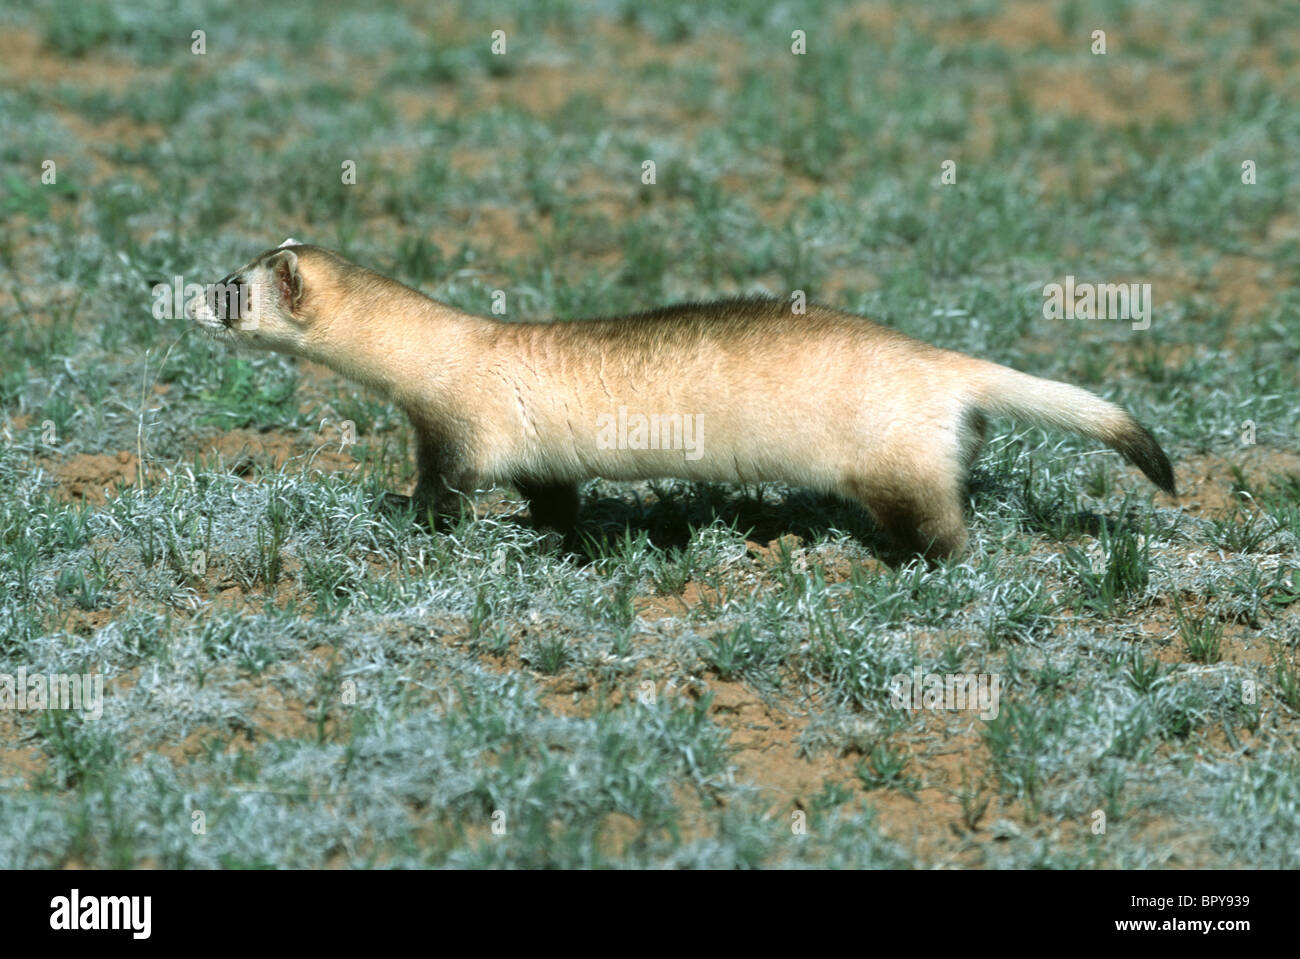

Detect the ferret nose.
xmin=206 ymin=278 xmax=243 ymax=327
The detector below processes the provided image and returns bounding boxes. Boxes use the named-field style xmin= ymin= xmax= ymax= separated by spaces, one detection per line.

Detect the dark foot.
xmin=517 ymin=479 xmax=580 ymax=535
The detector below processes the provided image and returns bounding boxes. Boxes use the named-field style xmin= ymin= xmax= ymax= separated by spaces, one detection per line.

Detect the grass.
xmin=0 ymin=0 xmax=1297 ymax=868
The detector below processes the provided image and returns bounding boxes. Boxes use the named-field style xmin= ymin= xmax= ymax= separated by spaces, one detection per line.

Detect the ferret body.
xmin=187 ymin=240 xmax=1174 ymax=559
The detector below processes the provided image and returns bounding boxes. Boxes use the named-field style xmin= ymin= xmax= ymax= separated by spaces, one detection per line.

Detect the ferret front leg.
xmin=383 ymin=421 xmax=467 ymax=530
xmin=515 ymin=478 xmax=580 ymax=535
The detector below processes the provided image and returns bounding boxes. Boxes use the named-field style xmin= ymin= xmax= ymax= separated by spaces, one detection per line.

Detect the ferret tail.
xmin=963 ymin=357 xmax=1176 ymax=496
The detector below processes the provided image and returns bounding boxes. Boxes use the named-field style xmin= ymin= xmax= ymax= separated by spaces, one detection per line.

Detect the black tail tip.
xmin=1115 ymin=422 xmax=1176 ymax=497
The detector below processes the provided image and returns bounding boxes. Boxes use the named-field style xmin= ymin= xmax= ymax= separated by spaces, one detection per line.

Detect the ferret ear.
xmin=266 ymin=250 xmax=304 ymax=312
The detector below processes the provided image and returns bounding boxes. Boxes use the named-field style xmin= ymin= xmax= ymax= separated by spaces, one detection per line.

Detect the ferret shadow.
xmin=967 ymin=466 xmax=1150 ymax=544
xmin=563 ymin=482 xmax=901 ymax=563
xmin=564 ymin=480 xmax=1145 ymax=565
xmin=386 ymin=479 xmax=1137 ymax=566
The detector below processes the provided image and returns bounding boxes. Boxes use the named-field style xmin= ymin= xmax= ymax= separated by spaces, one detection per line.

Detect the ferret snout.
xmin=187 ymin=275 xmax=246 ymax=329
xmin=209 ymin=277 xmax=246 ymax=327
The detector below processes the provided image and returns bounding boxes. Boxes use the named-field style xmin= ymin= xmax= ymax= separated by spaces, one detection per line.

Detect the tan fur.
xmin=187 ymin=242 xmax=1175 ymax=560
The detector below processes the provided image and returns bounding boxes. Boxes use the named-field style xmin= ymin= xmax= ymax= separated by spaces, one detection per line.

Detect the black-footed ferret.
xmin=187 ymin=240 xmax=1175 ymax=559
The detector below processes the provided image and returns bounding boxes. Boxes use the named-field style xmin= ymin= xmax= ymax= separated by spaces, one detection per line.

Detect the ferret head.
xmin=186 ymin=238 xmax=313 ymax=354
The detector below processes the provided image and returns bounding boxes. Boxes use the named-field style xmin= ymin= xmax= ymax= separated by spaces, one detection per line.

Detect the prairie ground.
xmin=0 ymin=0 xmax=1298 ymax=867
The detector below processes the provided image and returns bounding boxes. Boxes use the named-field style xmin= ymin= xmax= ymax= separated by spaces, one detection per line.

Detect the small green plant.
xmin=704 ymin=622 xmax=761 ymax=681
xmin=467 ymin=585 xmax=491 ymax=642
xmin=956 ymin=768 xmax=991 ymax=832
xmin=528 ymin=635 xmax=569 ymax=675
xmin=483 ymin=626 xmax=513 ymax=659
xmin=236 ymin=643 xmax=275 ymax=676
xmin=301 ymin=555 xmax=357 ymax=613
xmin=651 ymin=538 xmax=698 ymax=594
xmin=939 ymin=636 xmax=965 ymax=672
xmin=135 ymin=520 xmax=161 ymax=569
xmin=254 ymin=495 xmax=289 ymax=587
xmin=1083 ymin=459 xmax=1113 ymax=499
xmin=1065 ymin=517 xmax=1150 ymax=612
xmin=1174 ymin=599 xmax=1223 ymax=665
xmin=1207 ymin=504 xmax=1276 ymax=554
xmin=54 ymin=559 xmax=113 ymax=610
xmin=2 ymin=173 xmax=78 ymax=217
xmin=1021 ymin=460 xmax=1087 ymax=541
xmin=855 ymin=743 xmax=918 ymax=796
xmin=982 ymin=702 xmax=1057 ymax=820
xmin=194 ymin=356 xmax=300 ymax=430
xmin=41 ymin=0 xmax=120 ymax=57
xmin=1271 ymin=642 xmax=1300 ymax=711
xmin=1124 ymin=648 xmax=1166 ymax=693
xmin=809 ymin=779 xmax=855 ymax=814
xmin=605 ymin=578 xmax=637 ymax=629
xmin=38 ymin=709 xmax=118 ymax=790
